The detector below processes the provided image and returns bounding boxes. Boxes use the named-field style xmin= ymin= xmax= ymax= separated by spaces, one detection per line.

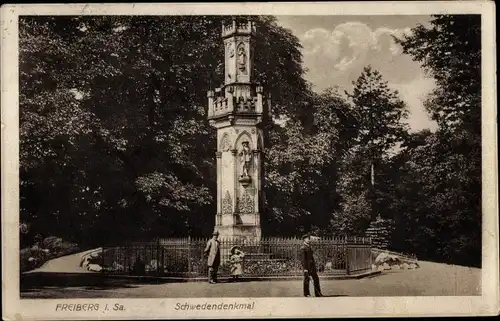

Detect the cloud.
xmin=300 ymin=21 xmax=436 ymax=132
xmin=389 ymin=73 xmax=438 ymax=132
xmin=303 ymin=22 xmax=379 ymax=72
xmin=301 ymin=22 xmax=415 ymax=84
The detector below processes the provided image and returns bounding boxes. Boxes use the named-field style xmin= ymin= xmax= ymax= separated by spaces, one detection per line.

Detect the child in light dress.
xmin=229 ymin=246 xmax=245 ymax=281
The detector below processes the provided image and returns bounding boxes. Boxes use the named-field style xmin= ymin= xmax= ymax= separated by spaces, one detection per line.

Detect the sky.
xmin=275 ymin=15 xmax=438 ymax=132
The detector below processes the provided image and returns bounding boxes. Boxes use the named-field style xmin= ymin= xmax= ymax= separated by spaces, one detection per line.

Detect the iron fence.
xmin=98 ymin=236 xmax=372 ymax=278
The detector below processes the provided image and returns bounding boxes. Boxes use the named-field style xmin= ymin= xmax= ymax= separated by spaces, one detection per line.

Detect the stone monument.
xmin=207 ymin=19 xmax=270 ymax=241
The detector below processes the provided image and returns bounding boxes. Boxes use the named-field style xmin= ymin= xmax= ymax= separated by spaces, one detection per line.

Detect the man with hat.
xmin=301 ymin=233 xmax=323 ymax=297
xmin=204 ymin=230 xmax=221 ymax=284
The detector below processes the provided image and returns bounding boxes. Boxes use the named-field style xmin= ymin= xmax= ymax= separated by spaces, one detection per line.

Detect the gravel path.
xmin=21 ymin=261 xmax=480 ymax=298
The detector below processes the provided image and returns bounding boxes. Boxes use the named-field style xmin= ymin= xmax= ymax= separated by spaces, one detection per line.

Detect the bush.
xmin=58 ymin=241 xmax=80 ymax=256
xmin=329 ymin=250 xmax=347 ymax=267
xmin=20 ymin=247 xmax=49 ymax=273
xmin=39 ymin=236 xmax=80 ymax=257
xmin=41 ymin=236 xmax=63 ymax=251
xmin=189 ymin=257 xmax=208 ymax=274
xmin=244 ymin=259 xmax=299 ymax=275
xmin=20 ymin=236 xmax=81 ymax=273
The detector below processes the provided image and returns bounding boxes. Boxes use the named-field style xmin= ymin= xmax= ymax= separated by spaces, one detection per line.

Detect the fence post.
xmin=156 ymin=238 xmax=160 ymax=277
xmin=101 ymin=247 xmax=105 ymax=274
xmin=345 ymin=237 xmax=350 ymax=276
xmin=160 ymin=244 xmax=164 ymax=277
xmin=369 ymin=237 xmax=373 ymax=268
xmin=188 ymin=236 xmax=192 ymax=275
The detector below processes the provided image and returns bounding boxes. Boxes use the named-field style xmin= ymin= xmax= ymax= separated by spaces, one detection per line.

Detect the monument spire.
xmin=207 ymin=18 xmax=269 ymax=241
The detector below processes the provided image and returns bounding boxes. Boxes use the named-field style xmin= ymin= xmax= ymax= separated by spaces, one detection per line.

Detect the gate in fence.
xmin=100 ymin=236 xmax=372 ymax=278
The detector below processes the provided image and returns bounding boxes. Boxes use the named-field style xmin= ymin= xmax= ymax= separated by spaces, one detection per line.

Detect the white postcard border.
xmin=1 ymin=1 xmax=498 ymax=319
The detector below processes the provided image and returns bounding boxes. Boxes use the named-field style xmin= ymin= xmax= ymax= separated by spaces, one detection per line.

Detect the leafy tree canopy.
xmin=20 ymin=15 xmax=312 ymax=244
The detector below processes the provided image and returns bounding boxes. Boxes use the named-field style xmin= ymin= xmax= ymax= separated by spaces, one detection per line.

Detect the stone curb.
xmin=146 ymin=270 xmax=382 ymax=282
xmin=19 ymin=271 xmax=382 ymax=283
xmin=22 ymin=270 xmax=382 ymax=283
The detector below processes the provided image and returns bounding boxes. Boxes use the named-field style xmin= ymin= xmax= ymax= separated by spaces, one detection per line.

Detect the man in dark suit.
xmin=300 ymin=233 xmax=323 ymax=297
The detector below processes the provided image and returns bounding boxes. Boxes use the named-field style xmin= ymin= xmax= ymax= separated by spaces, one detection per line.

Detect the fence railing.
xmin=97 ymin=237 xmax=372 ymax=278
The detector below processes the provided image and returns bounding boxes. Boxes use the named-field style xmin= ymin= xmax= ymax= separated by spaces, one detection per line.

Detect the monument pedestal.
xmin=207 ymin=19 xmax=270 ymax=243
xmin=216 ymin=224 xmax=262 ymax=241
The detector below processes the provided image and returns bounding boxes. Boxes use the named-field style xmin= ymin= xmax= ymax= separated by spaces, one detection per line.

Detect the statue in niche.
xmin=239 ymin=141 xmax=252 ymax=177
xmin=237 ymin=44 xmax=247 ymax=75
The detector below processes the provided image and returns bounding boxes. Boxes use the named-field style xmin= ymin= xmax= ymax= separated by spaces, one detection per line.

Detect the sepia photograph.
xmin=1 ymin=2 xmax=498 ymax=319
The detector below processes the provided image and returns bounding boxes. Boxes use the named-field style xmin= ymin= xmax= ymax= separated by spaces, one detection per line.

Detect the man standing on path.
xmin=301 ymin=233 xmax=323 ymax=297
xmin=204 ymin=231 xmax=221 ymax=284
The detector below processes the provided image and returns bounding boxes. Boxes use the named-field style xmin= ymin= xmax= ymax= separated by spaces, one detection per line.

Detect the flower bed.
xmin=243 ymin=259 xmax=300 ymax=275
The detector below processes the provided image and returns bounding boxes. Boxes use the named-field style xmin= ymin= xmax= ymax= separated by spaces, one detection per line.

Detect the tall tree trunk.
xmin=370 ymin=162 xmax=375 ymax=187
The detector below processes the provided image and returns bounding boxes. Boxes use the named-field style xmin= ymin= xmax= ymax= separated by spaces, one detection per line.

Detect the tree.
xmin=263 ymin=87 xmax=356 ymax=235
xmin=391 ymin=15 xmax=482 ymax=266
xmin=19 ymin=15 xmax=312 ymax=244
xmin=396 ymin=15 xmax=481 ymax=136
xmin=346 ymin=65 xmax=409 ymax=185
xmin=333 ymin=66 xmax=409 ymax=235
xmin=386 ymin=129 xmax=481 ymax=266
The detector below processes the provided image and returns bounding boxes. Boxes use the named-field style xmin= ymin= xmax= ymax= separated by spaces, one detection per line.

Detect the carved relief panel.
xmin=236 ymin=190 xmax=254 ymax=214
xmin=219 ymin=132 xmax=232 ymax=152
xmin=236 ymin=39 xmax=251 ymax=82
xmin=225 ymin=41 xmax=236 ymax=83
xmin=222 ymin=190 xmax=232 ymax=215
xmin=236 ymin=42 xmax=247 ymax=76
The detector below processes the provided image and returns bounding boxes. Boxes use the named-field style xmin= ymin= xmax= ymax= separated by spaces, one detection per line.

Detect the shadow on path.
xmin=22 ymin=273 xmax=364 ymax=292
xmin=213 ymin=278 xmax=278 ymax=284
xmin=21 ymin=273 xmax=270 ymax=291
xmin=21 ymin=272 xmax=175 ymax=292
